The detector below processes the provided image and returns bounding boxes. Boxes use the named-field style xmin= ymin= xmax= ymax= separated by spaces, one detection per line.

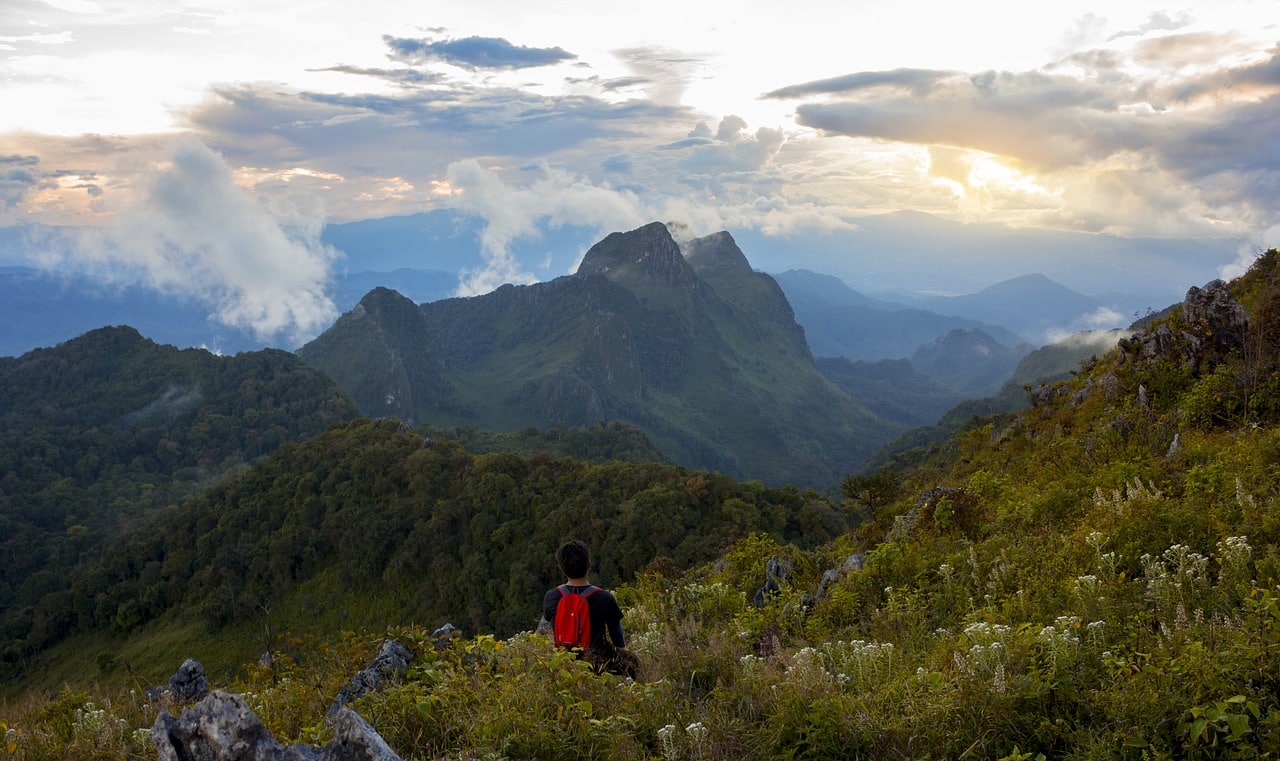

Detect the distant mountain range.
xmin=0 ymin=207 xmax=1230 ymax=358
xmin=772 ymin=269 xmax=1027 ymax=357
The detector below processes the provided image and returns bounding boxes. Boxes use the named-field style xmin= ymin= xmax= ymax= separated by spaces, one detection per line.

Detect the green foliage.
xmin=4 ymin=419 xmax=842 ymax=689
xmin=0 ymin=327 xmax=358 ymax=674
xmin=6 ymin=251 xmax=1280 ymax=759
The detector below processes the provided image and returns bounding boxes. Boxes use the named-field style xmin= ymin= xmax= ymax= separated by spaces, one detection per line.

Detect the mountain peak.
xmin=681 ymin=230 xmax=752 ymax=279
xmin=575 ymin=222 xmax=697 ymax=289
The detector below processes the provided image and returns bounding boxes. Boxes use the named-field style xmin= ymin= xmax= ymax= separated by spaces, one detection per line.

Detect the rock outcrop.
xmin=752 ymin=556 xmax=794 ymax=607
xmin=328 ymin=640 xmax=413 ymax=718
xmin=153 ymin=691 xmax=400 ymax=761
xmin=1119 ymin=279 xmax=1249 ymax=372
xmin=147 ymin=657 xmax=210 ymax=703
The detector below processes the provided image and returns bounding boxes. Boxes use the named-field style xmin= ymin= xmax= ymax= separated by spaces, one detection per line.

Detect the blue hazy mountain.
xmin=773 ymin=269 xmax=1026 ymax=359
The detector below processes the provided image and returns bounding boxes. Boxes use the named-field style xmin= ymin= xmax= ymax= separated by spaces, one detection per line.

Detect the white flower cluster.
xmin=962 ymin=621 xmax=1011 ymax=645
xmin=1141 ymin=543 xmax=1210 ymax=616
xmin=1216 ymin=535 xmax=1253 ymax=587
xmin=686 ymin=720 xmax=708 ymax=754
xmin=656 ymin=721 xmax=710 ymax=760
xmin=72 ymin=701 xmax=129 ymax=742
xmin=1038 ymin=615 xmax=1081 ymax=646
xmin=657 ymin=723 xmax=678 ymax=760
xmin=819 ymin=639 xmax=895 ymax=687
xmin=1073 ymin=574 xmax=1100 ymax=595
xmin=626 ymin=625 xmax=662 ymax=654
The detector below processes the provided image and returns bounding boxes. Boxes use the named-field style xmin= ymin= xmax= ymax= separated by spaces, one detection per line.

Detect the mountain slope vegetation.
xmin=301 ymin=222 xmax=891 ymax=487
xmin=5 ymin=252 xmax=1280 ymax=760
xmin=0 ymin=327 xmax=360 ymax=671
xmin=3 ymin=417 xmax=843 ymax=692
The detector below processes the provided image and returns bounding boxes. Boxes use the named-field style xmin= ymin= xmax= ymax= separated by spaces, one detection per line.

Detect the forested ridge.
xmin=0 ymin=327 xmax=360 ymax=671
xmin=2 ymin=416 xmax=842 ymax=686
xmin=4 ymin=253 xmax=1280 ymax=759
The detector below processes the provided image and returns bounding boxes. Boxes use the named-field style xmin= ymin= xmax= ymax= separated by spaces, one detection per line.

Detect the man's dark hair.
xmin=556 ymin=540 xmax=592 ymax=578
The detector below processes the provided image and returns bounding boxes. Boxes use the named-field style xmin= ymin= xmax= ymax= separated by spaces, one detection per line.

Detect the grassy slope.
xmin=5 ymin=253 xmax=1280 ymax=760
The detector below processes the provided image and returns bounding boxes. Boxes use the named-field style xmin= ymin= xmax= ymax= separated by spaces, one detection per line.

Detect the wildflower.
xmin=657 ymin=724 xmax=678 ymax=760
xmin=687 ymin=721 xmax=709 ymax=759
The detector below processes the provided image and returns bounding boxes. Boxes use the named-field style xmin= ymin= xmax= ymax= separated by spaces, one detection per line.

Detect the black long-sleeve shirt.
xmin=542 ymin=584 xmax=625 ymax=649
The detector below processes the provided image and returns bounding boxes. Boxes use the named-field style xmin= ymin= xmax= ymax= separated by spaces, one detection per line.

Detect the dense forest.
xmin=2 ymin=252 xmax=1280 ymax=759
xmin=0 ymin=327 xmax=359 ymax=671
xmin=2 ymin=417 xmax=842 ymax=685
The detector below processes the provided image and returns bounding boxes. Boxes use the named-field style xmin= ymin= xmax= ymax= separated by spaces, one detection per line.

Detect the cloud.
xmin=309 ymin=64 xmax=443 ymax=87
xmin=763 ymin=68 xmax=953 ymax=99
xmin=678 ymin=116 xmax=785 ymax=176
xmin=0 ymin=154 xmax=43 ymax=214
xmin=444 ymin=160 xmax=646 ymax=295
xmin=57 ymin=138 xmax=338 ymax=344
xmin=612 ymin=46 xmax=707 ymax=106
xmin=382 ymin=35 xmax=576 ymax=70
xmin=1107 ymin=11 xmax=1193 ymax=41
xmin=1043 ymin=326 xmax=1132 ymax=349
xmin=767 ymin=44 xmax=1280 ymax=237
xmin=1079 ymin=306 xmax=1125 ymax=328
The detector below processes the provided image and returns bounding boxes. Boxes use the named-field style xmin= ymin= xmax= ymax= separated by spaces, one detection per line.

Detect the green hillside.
xmin=0 ymin=327 xmax=359 ymax=671
xmin=1 ymin=417 xmax=843 ymax=695
xmin=4 ymin=253 xmax=1280 ymax=760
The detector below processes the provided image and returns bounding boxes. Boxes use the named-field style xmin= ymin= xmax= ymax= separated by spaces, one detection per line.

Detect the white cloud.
xmin=444 ymin=160 xmax=646 ymax=295
xmin=1043 ymin=326 xmax=1132 ymax=348
xmin=60 ymin=138 xmax=338 ymax=344
xmin=1080 ymin=306 xmax=1125 ymax=328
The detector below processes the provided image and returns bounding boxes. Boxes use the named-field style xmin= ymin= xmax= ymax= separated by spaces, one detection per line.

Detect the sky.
xmin=1 ymin=0 xmax=1278 ymax=342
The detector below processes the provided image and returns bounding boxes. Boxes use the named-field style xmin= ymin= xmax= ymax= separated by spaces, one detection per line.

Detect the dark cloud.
xmin=763 ymin=68 xmax=954 ymax=99
xmin=600 ymin=76 xmax=651 ymax=91
xmin=180 ymin=81 xmax=690 ymax=219
xmin=1 ymin=155 xmax=45 ymax=214
xmin=1107 ymin=11 xmax=1192 ymax=41
xmin=790 ymin=68 xmax=1141 ymax=171
xmin=1168 ymin=45 xmax=1280 ymax=101
xmin=309 ymin=64 xmax=443 ymax=86
xmin=382 ymin=34 xmax=576 ymax=70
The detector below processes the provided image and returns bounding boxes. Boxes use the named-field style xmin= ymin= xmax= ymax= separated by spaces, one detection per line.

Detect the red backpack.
xmin=553 ymin=585 xmax=597 ymax=648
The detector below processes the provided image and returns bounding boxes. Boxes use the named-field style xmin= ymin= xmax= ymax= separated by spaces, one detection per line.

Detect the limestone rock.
xmin=752 ymin=556 xmax=794 ymax=607
xmin=148 ymin=658 xmax=209 ymax=704
xmin=329 ymin=640 xmax=413 ymax=718
xmin=154 ymin=691 xmax=401 ymax=761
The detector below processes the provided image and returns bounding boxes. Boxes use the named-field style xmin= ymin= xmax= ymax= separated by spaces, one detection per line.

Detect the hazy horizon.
xmin=2 ymin=1 xmax=1277 ymax=344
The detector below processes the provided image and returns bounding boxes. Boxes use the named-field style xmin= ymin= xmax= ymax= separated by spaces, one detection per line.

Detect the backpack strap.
xmin=559 ymin=584 xmax=597 ymax=598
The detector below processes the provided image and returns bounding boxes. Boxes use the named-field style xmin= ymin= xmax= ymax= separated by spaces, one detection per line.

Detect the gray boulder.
xmin=1119 ymin=280 xmax=1249 ymax=372
xmin=329 ymin=640 xmax=413 ymax=718
xmin=752 ymin=556 xmax=793 ymax=607
xmin=147 ymin=657 xmax=209 ymax=704
xmin=153 ymin=690 xmax=400 ymax=761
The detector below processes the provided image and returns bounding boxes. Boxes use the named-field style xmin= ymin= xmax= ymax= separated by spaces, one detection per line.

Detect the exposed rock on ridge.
xmin=1118 ymin=279 xmax=1248 ymax=372
xmin=153 ymin=691 xmax=400 ymax=761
